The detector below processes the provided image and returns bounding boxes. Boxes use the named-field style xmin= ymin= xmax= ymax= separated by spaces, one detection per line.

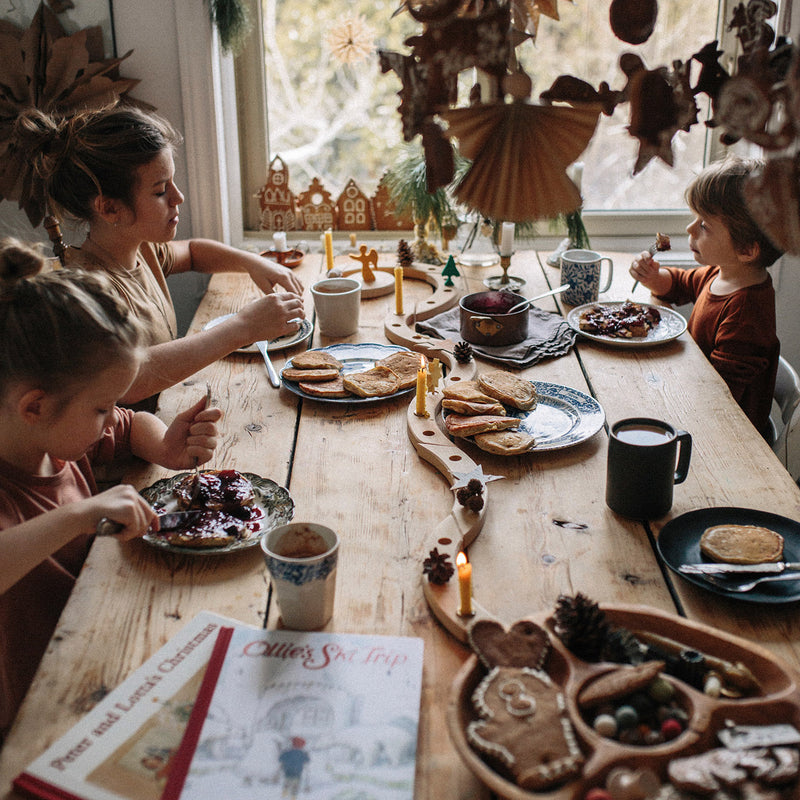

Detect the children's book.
xmin=13 ymin=611 xmax=251 ymax=800
xmin=162 ymin=627 xmax=424 ymax=800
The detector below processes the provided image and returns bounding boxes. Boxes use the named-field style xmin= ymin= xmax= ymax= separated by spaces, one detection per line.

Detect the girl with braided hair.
xmin=0 ymin=238 xmax=223 ymax=736
xmin=13 ymin=105 xmax=305 ymax=406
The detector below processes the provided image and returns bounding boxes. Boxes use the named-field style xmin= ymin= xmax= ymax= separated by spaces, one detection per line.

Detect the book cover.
xmin=14 ymin=611 xmax=252 ymax=800
xmin=162 ymin=627 xmax=424 ymax=800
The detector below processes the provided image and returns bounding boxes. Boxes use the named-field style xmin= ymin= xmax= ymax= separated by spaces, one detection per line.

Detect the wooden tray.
xmin=447 ymin=604 xmax=800 ymax=799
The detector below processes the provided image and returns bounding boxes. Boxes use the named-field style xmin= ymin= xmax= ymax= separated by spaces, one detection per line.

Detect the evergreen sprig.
xmin=207 ymin=0 xmax=251 ymax=55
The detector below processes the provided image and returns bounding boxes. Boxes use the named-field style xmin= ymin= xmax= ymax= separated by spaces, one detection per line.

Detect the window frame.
xmin=183 ymin=0 xmax=781 ymax=250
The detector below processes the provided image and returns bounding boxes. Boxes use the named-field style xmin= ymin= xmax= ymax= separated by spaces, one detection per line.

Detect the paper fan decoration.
xmin=326 ymin=15 xmax=376 ymax=65
xmin=441 ymin=100 xmax=600 ymax=222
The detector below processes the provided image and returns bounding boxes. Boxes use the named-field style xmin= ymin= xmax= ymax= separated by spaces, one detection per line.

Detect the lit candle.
xmin=500 ymin=222 xmax=515 ymax=257
xmin=394 ymin=266 xmax=404 ymax=315
xmin=415 ymin=355 xmax=428 ymax=417
xmin=273 ymin=231 xmax=287 ymax=252
xmin=456 ymin=552 xmax=473 ymax=616
xmin=324 ymin=229 xmax=334 ymax=272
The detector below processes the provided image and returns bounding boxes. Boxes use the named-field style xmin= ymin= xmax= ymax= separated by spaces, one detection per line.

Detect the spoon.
xmin=702 ymin=572 xmax=800 ymax=593
xmin=505 ymin=283 xmax=570 ymax=314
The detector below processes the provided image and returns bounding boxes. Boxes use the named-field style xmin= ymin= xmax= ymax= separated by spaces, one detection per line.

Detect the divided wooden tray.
xmin=447 ymin=604 xmax=800 ymax=799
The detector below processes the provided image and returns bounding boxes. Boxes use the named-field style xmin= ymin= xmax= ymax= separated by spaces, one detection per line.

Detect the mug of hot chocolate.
xmin=261 ymin=522 xmax=339 ymax=629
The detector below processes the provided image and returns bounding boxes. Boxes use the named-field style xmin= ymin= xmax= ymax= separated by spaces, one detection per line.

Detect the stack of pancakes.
xmin=283 ymin=349 xmax=425 ymax=399
xmin=443 ymin=370 xmax=537 ymax=455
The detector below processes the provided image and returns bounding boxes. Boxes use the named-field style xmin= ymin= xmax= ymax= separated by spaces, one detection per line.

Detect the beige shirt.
xmin=70 ymin=241 xmax=178 ymax=346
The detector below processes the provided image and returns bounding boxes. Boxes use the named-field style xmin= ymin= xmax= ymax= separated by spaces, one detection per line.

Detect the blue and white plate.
xmin=203 ymin=315 xmax=313 ymax=354
xmin=141 ymin=471 xmax=294 ymax=555
xmin=567 ymin=301 xmax=687 ymax=347
xmin=281 ymin=342 xmax=417 ymax=404
xmin=441 ymin=381 xmax=605 ymax=453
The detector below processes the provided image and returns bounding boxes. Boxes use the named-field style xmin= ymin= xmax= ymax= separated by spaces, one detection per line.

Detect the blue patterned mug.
xmin=262 ymin=522 xmax=339 ymax=629
xmin=560 ymin=249 xmax=614 ymax=306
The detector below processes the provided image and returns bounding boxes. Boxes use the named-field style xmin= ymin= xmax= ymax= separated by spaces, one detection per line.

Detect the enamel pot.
xmin=459 ymin=290 xmax=529 ymax=347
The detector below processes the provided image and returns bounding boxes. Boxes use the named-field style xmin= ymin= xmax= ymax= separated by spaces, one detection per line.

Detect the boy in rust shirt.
xmin=630 ymin=157 xmax=783 ymax=440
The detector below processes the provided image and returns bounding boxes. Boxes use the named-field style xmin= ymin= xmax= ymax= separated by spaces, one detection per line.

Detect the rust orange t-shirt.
xmin=0 ymin=407 xmax=135 ymax=734
xmin=658 ymin=264 xmax=779 ymax=440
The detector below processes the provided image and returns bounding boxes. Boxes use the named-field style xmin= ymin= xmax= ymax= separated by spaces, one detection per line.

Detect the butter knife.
xmin=255 ymin=339 xmax=281 ymax=388
xmin=679 ymin=561 xmax=800 ymax=575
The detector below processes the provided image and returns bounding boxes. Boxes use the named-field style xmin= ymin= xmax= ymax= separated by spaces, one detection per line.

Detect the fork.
xmin=702 ymin=572 xmax=800 ymax=593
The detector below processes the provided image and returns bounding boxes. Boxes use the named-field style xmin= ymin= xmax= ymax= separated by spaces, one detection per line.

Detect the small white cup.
xmin=311 ymin=277 xmax=361 ymax=337
xmin=560 ymin=249 xmax=614 ymax=306
xmin=261 ymin=522 xmax=339 ymax=630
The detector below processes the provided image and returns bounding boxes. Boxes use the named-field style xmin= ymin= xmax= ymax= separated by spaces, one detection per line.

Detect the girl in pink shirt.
xmin=0 ymin=238 xmax=223 ymax=736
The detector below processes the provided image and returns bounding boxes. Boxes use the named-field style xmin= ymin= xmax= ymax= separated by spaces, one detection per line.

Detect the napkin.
xmin=416 ymin=306 xmax=577 ymax=368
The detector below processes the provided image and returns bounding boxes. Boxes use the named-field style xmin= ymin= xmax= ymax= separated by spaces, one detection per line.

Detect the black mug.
xmin=606 ymin=418 xmax=692 ymax=519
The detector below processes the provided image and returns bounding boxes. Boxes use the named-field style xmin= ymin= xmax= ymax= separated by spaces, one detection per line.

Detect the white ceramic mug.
xmin=261 ymin=522 xmax=339 ymax=630
xmin=560 ymin=249 xmax=614 ymax=306
xmin=311 ymin=277 xmax=361 ymax=337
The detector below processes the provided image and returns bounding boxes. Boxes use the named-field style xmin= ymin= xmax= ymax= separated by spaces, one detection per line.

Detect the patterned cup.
xmin=560 ymin=249 xmax=614 ymax=306
xmin=261 ymin=522 xmax=339 ymax=630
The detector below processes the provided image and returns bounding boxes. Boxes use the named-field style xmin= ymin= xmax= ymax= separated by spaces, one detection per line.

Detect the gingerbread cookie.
xmin=468 ymin=619 xmax=551 ymax=671
xmin=468 ymin=666 xmax=584 ymax=791
xmin=577 ymin=660 xmax=665 ymax=709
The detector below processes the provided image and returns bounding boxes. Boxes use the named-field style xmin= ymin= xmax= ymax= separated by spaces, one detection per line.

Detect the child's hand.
xmin=629 ymin=251 xmax=672 ymax=295
xmin=161 ymin=395 xmax=224 ymax=470
xmin=237 ymin=291 xmax=306 ymax=342
xmin=90 ymin=484 xmax=158 ymax=540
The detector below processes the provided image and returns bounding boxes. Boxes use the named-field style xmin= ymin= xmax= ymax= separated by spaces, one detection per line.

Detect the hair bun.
xmin=0 ymin=237 xmax=46 ymax=288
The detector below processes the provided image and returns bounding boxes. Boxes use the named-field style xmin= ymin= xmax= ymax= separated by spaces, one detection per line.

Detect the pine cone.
xmin=454 ymin=341 xmax=473 ymax=363
xmin=397 ymin=239 xmax=414 ymax=269
xmin=600 ymin=626 xmax=645 ymax=665
xmin=422 ymin=548 xmax=454 ymax=584
xmin=553 ymin=593 xmax=611 ymax=662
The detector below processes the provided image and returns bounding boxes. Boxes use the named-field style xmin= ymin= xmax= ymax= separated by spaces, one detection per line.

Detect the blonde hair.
xmin=13 ymin=105 xmax=182 ymax=223
xmin=686 ymin=157 xmax=783 ymax=268
xmin=0 ymin=238 xmax=145 ymax=400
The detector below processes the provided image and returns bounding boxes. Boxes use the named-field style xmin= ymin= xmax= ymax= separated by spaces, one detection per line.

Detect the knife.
xmin=255 ymin=339 xmax=281 ymax=388
xmin=96 ymin=510 xmax=203 ymax=536
xmin=679 ymin=561 xmax=800 ymax=575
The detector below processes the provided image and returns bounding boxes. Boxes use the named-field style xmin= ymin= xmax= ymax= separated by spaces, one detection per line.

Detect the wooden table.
xmin=3 ymin=248 xmax=800 ymax=799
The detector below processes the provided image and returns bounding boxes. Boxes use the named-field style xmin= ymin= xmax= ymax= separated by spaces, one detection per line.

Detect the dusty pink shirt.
xmin=0 ymin=407 xmax=135 ymax=734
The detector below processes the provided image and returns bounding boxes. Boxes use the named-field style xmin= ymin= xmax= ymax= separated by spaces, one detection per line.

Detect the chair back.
xmin=771 ymin=356 xmax=800 ymax=481
xmin=43 ymin=215 xmax=79 ymax=267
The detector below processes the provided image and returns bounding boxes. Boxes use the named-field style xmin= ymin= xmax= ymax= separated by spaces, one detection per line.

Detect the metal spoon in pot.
xmin=505 ymin=283 xmax=570 ymax=314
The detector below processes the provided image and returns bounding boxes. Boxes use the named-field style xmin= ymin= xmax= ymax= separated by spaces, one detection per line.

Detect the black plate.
xmin=657 ymin=507 xmax=800 ymax=603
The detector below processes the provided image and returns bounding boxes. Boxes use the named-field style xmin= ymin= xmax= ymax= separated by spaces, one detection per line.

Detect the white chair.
xmin=770 ymin=356 xmax=800 ymax=481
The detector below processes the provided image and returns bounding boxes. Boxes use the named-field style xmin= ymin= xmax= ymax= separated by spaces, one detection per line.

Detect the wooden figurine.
xmin=336 ymin=178 xmax=372 ymax=230
xmin=297 ymin=177 xmax=335 ymax=231
xmin=256 ymin=156 xmax=298 ymax=231
xmin=349 ymin=244 xmax=379 ymax=283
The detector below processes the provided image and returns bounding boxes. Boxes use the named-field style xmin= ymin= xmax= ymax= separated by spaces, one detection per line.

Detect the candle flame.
xmin=419 ymin=355 xmax=425 ymax=369
xmin=456 ymin=551 xmax=467 ymax=567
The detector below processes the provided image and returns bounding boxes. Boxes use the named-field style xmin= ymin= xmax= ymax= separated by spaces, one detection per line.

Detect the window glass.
xmin=260 ymin=0 xmax=722 ymax=215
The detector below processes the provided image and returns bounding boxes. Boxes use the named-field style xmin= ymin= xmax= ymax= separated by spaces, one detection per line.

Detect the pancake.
xmin=442 ymin=398 xmax=506 ymax=416
xmin=282 ymin=367 xmax=340 ymax=382
xmin=290 ymin=350 xmax=344 ymax=370
xmin=444 ymin=413 xmax=519 ymax=438
xmin=174 ymin=469 xmax=255 ymax=511
xmin=342 ymin=365 xmax=400 ymax=397
xmin=478 ymin=370 xmax=538 ymax=411
xmin=299 ymin=375 xmax=350 ymax=398
xmin=699 ymin=524 xmax=784 ymax=564
xmin=442 ymin=380 xmax=499 ymax=405
xmin=378 ymin=351 xmax=427 ymax=390
xmin=473 ymin=429 xmax=535 ymax=455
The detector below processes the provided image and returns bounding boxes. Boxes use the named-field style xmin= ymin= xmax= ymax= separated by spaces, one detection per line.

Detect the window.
xmin=232 ymin=0 xmax=774 ymax=238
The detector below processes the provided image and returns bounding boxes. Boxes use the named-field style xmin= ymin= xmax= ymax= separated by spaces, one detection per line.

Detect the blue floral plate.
xmin=567 ymin=301 xmax=687 ymax=347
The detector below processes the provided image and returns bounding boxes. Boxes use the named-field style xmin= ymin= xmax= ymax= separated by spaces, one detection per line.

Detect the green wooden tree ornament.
xmin=442 ymin=255 xmax=460 ymax=287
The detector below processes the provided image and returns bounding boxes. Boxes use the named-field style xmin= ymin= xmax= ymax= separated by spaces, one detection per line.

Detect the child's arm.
xmin=129 ymin=396 xmax=223 ymax=471
xmin=630 ymin=251 xmax=673 ymax=296
xmin=171 ymin=238 xmax=304 ymax=296
xmin=0 ymin=485 xmax=157 ymax=594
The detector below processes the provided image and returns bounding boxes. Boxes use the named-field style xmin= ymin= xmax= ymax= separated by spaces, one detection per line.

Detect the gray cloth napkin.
xmin=416 ymin=306 xmax=577 ymax=368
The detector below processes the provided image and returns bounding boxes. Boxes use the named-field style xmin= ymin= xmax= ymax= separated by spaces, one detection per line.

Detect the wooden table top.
xmin=3 ymin=246 xmax=800 ymax=799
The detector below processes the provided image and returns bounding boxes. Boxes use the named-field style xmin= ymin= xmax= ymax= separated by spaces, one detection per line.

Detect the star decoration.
xmin=326 ymin=15 xmax=376 ymax=65
xmin=451 ymin=466 xmax=504 ymax=491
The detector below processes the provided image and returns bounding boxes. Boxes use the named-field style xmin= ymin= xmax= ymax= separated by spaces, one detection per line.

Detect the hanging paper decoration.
xmin=326 ymin=15 xmax=376 ymax=65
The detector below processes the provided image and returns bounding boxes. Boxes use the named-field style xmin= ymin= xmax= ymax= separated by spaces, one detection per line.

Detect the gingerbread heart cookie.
xmin=468 ymin=619 xmax=551 ymax=671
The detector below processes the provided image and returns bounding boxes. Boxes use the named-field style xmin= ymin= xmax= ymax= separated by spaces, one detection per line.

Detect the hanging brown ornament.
xmin=627 ymin=67 xmax=679 ymax=173
xmin=743 ymin=155 xmax=800 ymax=255
xmin=609 ymin=0 xmax=658 ymax=45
